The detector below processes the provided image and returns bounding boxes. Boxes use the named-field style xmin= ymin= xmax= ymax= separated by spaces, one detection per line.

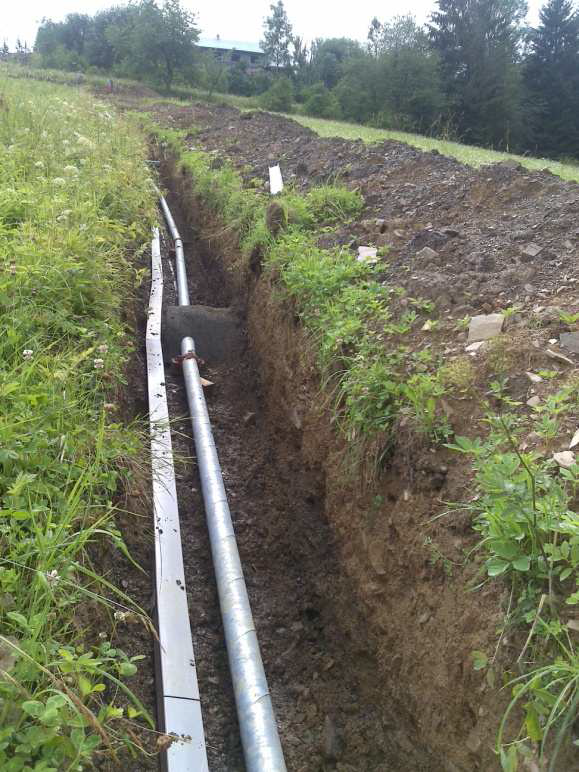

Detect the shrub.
xmin=259 ymin=76 xmax=294 ymax=112
xmin=303 ymin=83 xmax=342 ymax=119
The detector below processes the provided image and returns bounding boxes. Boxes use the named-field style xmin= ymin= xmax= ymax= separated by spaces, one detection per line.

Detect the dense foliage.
xmin=27 ymin=0 xmax=579 ymax=158
xmin=34 ymin=0 xmax=198 ymax=90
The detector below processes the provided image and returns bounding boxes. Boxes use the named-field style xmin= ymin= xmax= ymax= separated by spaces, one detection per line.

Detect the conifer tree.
xmin=429 ymin=0 xmax=527 ymax=148
xmin=525 ymin=0 xmax=579 ymax=157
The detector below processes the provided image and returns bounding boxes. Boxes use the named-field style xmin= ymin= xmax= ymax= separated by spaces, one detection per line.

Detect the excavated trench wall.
xmin=160 ymin=155 xmax=509 ymax=772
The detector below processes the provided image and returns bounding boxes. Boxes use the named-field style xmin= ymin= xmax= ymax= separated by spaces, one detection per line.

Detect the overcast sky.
xmin=4 ymin=0 xmax=542 ymax=49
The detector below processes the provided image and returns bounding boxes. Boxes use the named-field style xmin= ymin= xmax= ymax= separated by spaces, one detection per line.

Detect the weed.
xmin=424 ymin=536 xmax=457 ymax=576
xmin=304 ymin=185 xmax=363 ymax=223
xmin=440 ymin=357 xmax=477 ymax=394
xmin=402 ymin=374 xmax=451 ymax=440
xmin=448 ymin=380 xmax=579 ymax=762
xmin=558 ymin=310 xmax=579 ymax=327
xmin=454 ymin=315 xmax=471 ymax=331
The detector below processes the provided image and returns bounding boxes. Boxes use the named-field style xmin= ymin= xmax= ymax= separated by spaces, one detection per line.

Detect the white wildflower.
xmin=114 ymin=611 xmax=127 ymax=622
xmin=10 ymin=262 xmax=17 ymax=275
xmin=77 ymin=136 xmax=95 ymax=149
xmin=93 ymin=358 xmax=104 ymax=369
xmin=52 ymin=178 xmax=66 ymax=187
xmin=34 ymin=160 xmax=44 ymax=168
xmin=98 ymin=344 xmax=108 ymax=354
xmin=46 ymin=569 xmax=59 ymax=585
xmin=23 ymin=349 xmax=33 ymax=360
xmin=41 ymin=131 xmax=48 ymax=139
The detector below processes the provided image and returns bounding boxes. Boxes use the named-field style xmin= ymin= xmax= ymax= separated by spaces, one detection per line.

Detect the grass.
xmin=0 ymin=74 xmax=157 ymax=768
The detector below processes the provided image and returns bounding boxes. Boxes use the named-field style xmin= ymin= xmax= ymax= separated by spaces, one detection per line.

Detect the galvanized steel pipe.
xmin=160 ymin=196 xmax=190 ymax=306
xmin=160 ymin=198 xmax=287 ymax=772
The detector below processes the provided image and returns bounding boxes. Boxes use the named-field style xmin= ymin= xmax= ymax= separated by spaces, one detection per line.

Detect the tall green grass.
xmin=0 ymin=75 xmax=157 ymax=767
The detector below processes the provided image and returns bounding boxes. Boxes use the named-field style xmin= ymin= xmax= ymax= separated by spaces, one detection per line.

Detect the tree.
xmin=228 ymin=61 xmax=254 ymax=96
xmin=524 ymin=0 xmax=579 ymax=157
xmin=380 ymin=15 xmax=429 ymax=53
xmin=35 ymin=1 xmax=199 ymax=88
xmin=335 ymin=54 xmax=379 ymax=122
xmin=367 ymin=17 xmax=383 ymax=57
xmin=261 ymin=0 xmax=293 ymax=70
xmin=429 ymin=0 xmax=527 ymax=148
xmin=198 ymin=50 xmax=229 ymax=98
xmin=376 ymin=48 xmax=447 ymax=131
xmin=109 ymin=0 xmax=199 ymax=90
xmin=35 ymin=14 xmax=92 ymax=68
xmin=84 ymin=7 xmax=134 ymax=70
xmin=259 ymin=76 xmax=294 ymax=111
xmin=309 ymin=38 xmax=364 ymax=89
xmin=292 ymin=35 xmax=309 ymax=73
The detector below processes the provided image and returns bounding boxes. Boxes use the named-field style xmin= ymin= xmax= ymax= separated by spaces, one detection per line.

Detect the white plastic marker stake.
xmin=269 ymin=164 xmax=283 ymax=195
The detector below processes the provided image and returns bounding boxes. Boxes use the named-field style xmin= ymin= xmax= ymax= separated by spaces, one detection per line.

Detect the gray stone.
xmin=560 ymin=332 xmax=579 ymax=354
xmin=522 ymin=243 xmax=543 ymax=258
xmin=553 ymin=451 xmax=575 ymax=469
xmin=468 ymin=313 xmax=505 ymax=342
xmin=416 ymin=246 xmax=439 ymax=261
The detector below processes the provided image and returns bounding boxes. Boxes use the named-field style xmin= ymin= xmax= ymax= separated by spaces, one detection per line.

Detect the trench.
xmin=155 ymin=175 xmax=436 ymax=771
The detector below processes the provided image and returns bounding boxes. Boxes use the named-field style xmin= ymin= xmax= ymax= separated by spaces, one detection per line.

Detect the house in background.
xmin=197 ymin=36 xmax=266 ymax=71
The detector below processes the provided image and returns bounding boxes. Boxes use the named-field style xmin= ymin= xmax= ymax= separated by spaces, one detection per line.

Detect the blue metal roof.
xmin=198 ymin=38 xmax=264 ymax=55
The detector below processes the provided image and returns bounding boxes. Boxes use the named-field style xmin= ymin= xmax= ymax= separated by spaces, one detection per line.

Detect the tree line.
xmin=20 ymin=0 xmax=579 ymax=160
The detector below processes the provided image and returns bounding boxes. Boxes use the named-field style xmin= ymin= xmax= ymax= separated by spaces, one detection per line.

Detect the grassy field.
xmin=0 ymin=74 xmax=156 ymax=767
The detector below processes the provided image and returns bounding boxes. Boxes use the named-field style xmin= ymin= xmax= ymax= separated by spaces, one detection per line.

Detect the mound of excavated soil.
xmin=143 ymin=101 xmax=578 ymax=324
